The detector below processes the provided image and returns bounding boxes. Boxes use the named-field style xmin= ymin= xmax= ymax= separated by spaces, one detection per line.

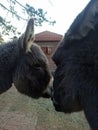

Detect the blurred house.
xmin=35 ymin=31 xmax=63 ymax=72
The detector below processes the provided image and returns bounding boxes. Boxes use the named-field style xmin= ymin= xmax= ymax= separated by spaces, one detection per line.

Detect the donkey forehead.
xmin=27 ymin=42 xmax=48 ymax=63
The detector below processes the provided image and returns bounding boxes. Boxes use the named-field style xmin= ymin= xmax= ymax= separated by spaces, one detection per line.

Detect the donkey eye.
xmin=34 ymin=64 xmax=41 ymax=68
xmin=32 ymin=64 xmax=42 ymax=70
xmin=28 ymin=63 xmax=41 ymax=70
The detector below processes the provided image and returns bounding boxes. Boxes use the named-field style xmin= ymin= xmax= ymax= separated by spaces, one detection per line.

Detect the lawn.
xmin=0 ymin=86 xmax=90 ymax=130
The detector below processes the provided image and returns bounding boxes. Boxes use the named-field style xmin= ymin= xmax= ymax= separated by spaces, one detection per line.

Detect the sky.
xmin=0 ymin=0 xmax=90 ymax=40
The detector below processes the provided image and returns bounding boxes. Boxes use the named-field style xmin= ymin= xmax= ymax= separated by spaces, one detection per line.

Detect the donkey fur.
xmin=0 ymin=19 xmax=52 ymax=98
xmin=52 ymin=0 xmax=98 ymax=130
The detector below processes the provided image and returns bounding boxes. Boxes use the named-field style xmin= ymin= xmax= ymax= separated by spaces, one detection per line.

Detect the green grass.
xmin=0 ymin=87 xmax=90 ymax=130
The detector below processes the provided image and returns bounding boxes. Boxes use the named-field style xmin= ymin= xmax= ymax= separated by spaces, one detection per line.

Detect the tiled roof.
xmin=35 ymin=31 xmax=63 ymax=42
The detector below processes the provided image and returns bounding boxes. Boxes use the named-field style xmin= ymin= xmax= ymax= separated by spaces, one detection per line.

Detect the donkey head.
xmin=52 ymin=0 xmax=98 ymax=112
xmin=13 ymin=19 xmax=53 ymax=98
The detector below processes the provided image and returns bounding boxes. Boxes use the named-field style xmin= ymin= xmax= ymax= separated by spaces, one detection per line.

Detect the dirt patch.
xmin=0 ymin=87 xmax=90 ymax=130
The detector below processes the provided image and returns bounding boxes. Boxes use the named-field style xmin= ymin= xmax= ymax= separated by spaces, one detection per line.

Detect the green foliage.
xmin=0 ymin=16 xmax=20 ymax=35
xmin=0 ymin=0 xmax=56 ymax=36
xmin=0 ymin=33 xmax=4 ymax=43
xmin=25 ymin=4 xmax=56 ymax=26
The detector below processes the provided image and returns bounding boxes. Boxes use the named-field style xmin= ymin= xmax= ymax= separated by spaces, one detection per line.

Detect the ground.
xmin=0 ymin=85 xmax=90 ymax=130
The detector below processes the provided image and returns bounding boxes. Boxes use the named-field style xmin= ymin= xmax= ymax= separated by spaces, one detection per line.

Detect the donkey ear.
xmin=66 ymin=0 xmax=98 ymax=40
xmin=23 ymin=18 xmax=35 ymax=52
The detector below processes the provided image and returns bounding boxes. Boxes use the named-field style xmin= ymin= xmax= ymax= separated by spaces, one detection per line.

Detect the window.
xmin=42 ymin=46 xmax=52 ymax=55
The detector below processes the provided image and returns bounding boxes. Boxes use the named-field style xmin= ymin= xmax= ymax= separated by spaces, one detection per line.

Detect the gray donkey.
xmin=0 ymin=18 xmax=52 ymax=98
xmin=52 ymin=0 xmax=98 ymax=130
